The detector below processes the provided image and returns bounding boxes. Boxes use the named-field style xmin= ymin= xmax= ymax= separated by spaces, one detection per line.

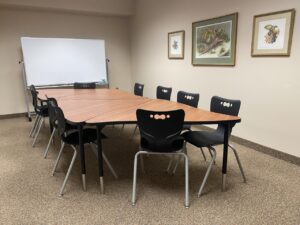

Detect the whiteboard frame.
xmin=21 ymin=37 xmax=108 ymax=88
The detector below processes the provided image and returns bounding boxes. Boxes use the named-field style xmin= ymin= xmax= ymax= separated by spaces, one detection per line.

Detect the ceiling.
xmin=0 ymin=0 xmax=135 ymax=16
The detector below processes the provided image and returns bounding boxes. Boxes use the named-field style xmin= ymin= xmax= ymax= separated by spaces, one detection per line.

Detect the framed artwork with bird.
xmin=191 ymin=13 xmax=238 ymax=66
xmin=168 ymin=30 xmax=185 ymax=59
xmin=251 ymin=9 xmax=295 ymax=57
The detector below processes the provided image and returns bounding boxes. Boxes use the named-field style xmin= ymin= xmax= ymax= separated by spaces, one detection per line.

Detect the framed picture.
xmin=192 ymin=13 xmax=238 ymax=66
xmin=251 ymin=9 xmax=295 ymax=56
xmin=168 ymin=30 xmax=185 ymax=59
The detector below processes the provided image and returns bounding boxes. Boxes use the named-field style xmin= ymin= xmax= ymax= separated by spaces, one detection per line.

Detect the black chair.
xmin=177 ymin=90 xmax=199 ymax=131
xmin=74 ymin=82 xmax=96 ymax=89
xmin=177 ymin=91 xmax=199 ymax=108
xmin=132 ymin=109 xmax=189 ymax=208
xmin=182 ymin=96 xmax=246 ymax=197
xmin=51 ymin=103 xmax=117 ymax=196
xmin=130 ymin=83 xmax=145 ymax=136
xmin=43 ymin=98 xmax=77 ymax=159
xmin=156 ymin=86 xmax=172 ymax=100
xmin=43 ymin=97 xmax=58 ymax=158
xmin=134 ymin=83 xmax=144 ymax=96
xmin=29 ymin=85 xmax=49 ymax=147
xmin=165 ymin=91 xmax=202 ymax=173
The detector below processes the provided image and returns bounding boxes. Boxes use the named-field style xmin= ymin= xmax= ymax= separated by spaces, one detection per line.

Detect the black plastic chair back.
xmin=29 ymin=85 xmax=39 ymax=113
xmin=54 ymin=106 xmax=67 ymax=137
xmin=156 ymin=86 xmax=172 ymax=100
xmin=74 ymin=82 xmax=96 ymax=89
xmin=47 ymin=98 xmax=58 ymax=128
xmin=177 ymin=91 xmax=199 ymax=108
xmin=134 ymin=83 xmax=144 ymax=96
xmin=210 ymin=96 xmax=241 ymax=135
xmin=136 ymin=109 xmax=185 ymax=152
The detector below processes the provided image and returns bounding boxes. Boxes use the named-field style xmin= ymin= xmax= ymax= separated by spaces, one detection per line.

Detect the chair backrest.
xmin=177 ymin=91 xmax=199 ymax=108
xmin=29 ymin=85 xmax=39 ymax=112
xmin=74 ymin=82 xmax=96 ymax=89
xmin=156 ymin=86 xmax=172 ymax=100
xmin=47 ymin=97 xmax=58 ymax=127
xmin=210 ymin=96 xmax=241 ymax=135
xmin=136 ymin=109 xmax=185 ymax=152
xmin=54 ymin=106 xmax=67 ymax=137
xmin=134 ymin=83 xmax=144 ymax=96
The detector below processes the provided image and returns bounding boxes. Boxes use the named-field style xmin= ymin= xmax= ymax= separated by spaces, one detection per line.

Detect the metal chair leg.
xmin=59 ymin=145 xmax=77 ymax=196
xmin=44 ymin=128 xmax=56 ymax=158
xmin=102 ymin=151 xmax=118 ymax=179
xmin=29 ymin=115 xmax=40 ymax=137
xmin=166 ymin=155 xmax=175 ymax=174
xmin=52 ymin=142 xmax=65 ymax=176
xmin=132 ymin=151 xmax=143 ymax=206
xmin=172 ymin=155 xmax=182 ymax=175
xmin=198 ymin=147 xmax=217 ymax=197
xmin=200 ymin=147 xmax=207 ymax=161
xmin=32 ymin=117 xmax=44 ymax=147
xmin=171 ymin=142 xmax=187 ymax=175
xmin=208 ymin=147 xmax=216 ymax=165
xmin=90 ymin=144 xmax=118 ymax=179
xmin=132 ymin=150 xmax=189 ymax=208
xmin=229 ymin=144 xmax=247 ymax=183
xmin=179 ymin=152 xmax=190 ymax=208
xmin=30 ymin=115 xmax=41 ymax=138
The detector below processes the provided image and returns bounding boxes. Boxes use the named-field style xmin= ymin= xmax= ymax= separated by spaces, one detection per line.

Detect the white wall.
xmin=130 ymin=0 xmax=300 ymax=157
xmin=0 ymin=7 xmax=132 ymax=115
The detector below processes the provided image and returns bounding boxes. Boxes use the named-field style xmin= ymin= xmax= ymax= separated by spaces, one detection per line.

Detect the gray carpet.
xmin=0 ymin=117 xmax=299 ymax=225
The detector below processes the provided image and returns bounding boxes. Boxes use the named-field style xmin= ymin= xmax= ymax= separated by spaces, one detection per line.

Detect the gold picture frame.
xmin=192 ymin=13 xmax=238 ymax=66
xmin=251 ymin=9 xmax=296 ymax=57
xmin=168 ymin=30 xmax=185 ymax=59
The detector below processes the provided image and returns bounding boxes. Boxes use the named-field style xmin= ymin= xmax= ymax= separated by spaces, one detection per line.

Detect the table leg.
xmin=222 ymin=123 xmax=230 ymax=191
xmin=78 ymin=124 xmax=86 ymax=191
xmin=96 ymin=125 xmax=104 ymax=194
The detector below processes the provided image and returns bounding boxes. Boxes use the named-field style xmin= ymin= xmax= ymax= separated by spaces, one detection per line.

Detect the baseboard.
xmin=0 ymin=112 xmax=28 ymax=120
xmin=195 ymin=125 xmax=300 ymax=166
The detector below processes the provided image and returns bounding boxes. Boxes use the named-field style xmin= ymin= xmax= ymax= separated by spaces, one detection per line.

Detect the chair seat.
xmin=140 ymin=136 xmax=184 ymax=152
xmin=62 ymin=128 xmax=107 ymax=145
xmin=182 ymin=130 xmax=224 ymax=148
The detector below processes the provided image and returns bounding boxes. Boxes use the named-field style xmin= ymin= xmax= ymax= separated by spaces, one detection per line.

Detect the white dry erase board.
xmin=21 ymin=37 xmax=107 ymax=87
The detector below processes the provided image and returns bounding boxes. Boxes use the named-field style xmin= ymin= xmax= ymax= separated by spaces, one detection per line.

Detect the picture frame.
xmin=168 ymin=30 xmax=185 ymax=59
xmin=192 ymin=13 xmax=238 ymax=66
xmin=251 ymin=9 xmax=295 ymax=57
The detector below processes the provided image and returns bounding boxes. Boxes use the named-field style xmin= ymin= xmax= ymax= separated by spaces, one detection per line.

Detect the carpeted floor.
xmin=0 ymin=117 xmax=299 ymax=225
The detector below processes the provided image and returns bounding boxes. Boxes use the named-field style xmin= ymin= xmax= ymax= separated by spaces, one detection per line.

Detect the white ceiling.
xmin=0 ymin=0 xmax=135 ymax=16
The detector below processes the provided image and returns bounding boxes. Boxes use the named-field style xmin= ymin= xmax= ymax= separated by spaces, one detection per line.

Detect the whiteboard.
xmin=21 ymin=37 xmax=107 ymax=87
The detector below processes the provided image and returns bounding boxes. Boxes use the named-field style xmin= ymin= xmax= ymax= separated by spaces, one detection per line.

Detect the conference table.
xmin=38 ymin=88 xmax=241 ymax=193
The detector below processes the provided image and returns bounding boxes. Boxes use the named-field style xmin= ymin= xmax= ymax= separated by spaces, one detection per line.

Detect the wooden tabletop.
xmin=38 ymin=88 xmax=241 ymax=125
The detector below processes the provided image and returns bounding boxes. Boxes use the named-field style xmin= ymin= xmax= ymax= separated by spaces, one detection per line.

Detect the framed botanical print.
xmin=251 ymin=9 xmax=295 ymax=56
xmin=192 ymin=13 xmax=238 ymax=66
xmin=168 ymin=30 xmax=185 ymax=59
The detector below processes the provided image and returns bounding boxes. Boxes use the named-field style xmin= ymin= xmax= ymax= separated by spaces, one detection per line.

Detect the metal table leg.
xmin=96 ymin=125 xmax=104 ymax=194
xmin=222 ymin=123 xmax=230 ymax=191
xmin=78 ymin=124 xmax=87 ymax=191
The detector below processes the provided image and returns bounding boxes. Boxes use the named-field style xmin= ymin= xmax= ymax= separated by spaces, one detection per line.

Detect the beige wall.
xmin=130 ymin=0 xmax=300 ymax=157
xmin=0 ymin=7 xmax=132 ymax=115
xmin=0 ymin=0 xmax=135 ymax=16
